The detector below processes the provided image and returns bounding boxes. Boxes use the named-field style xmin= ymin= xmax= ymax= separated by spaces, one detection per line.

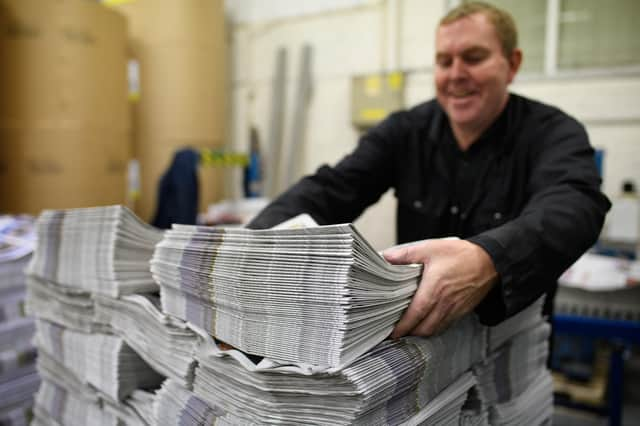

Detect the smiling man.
xmin=248 ymin=2 xmax=610 ymax=337
xmin=434 ymin=7 xmax=521 ymax=150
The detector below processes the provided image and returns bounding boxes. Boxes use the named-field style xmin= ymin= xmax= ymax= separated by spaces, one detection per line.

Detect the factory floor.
xmin=553 ymin=404 xmax=640 ymax=426
xmin=553 ymin=351 xmax=640 ymax=426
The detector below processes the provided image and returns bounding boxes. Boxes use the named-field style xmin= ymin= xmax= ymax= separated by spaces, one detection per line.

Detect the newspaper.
xmin=27 ymin=206 xmax=163 ymax=297
xmin=152 ymin=223 xmax=421 ymax=368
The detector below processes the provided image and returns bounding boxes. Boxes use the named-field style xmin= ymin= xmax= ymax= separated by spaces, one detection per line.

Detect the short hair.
xmin=439 ymin=1 xmax=518 ymax=58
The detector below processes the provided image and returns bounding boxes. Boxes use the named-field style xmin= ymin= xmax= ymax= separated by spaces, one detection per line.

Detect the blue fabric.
xmin=152 ymin=148 xmax=199 ymax=229
xmin=243 ymin=151 xmax=263 ymax=197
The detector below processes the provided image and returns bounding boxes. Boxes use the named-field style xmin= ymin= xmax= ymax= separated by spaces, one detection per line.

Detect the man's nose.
xmin=450 ymin=58 xmax=468 ymax=79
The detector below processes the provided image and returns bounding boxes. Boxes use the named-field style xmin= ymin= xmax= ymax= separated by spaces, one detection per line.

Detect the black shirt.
xmin=438 ymin=108 xmax=506 ymax=238
xmin=249 ymin=94 xmax=611 ymax=325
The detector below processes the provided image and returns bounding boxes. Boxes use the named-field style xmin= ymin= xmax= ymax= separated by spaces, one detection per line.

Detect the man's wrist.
xmin=467 ymin=240 xmax=499 ymax=288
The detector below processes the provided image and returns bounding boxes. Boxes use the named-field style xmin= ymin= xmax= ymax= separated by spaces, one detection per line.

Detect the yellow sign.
xmin=102 ymin=0 xmax=137 ymax=7
xmin=359 ymin=108 xmax=387 ymax=121
xmin=388 ymin=72 xmax=404 ymax=91
xmin=364 ymin=76 xmax=381 ymax=97
xmin=200 ymin=149 xmax=249 ymax=167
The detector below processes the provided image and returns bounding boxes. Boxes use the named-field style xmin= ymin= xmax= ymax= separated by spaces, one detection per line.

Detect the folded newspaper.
xmin=34 ymin=319 xmax=163 ymax=402
xmin=27 ymin=206 xmax=163 ymax=297
xmin=0 ymin=215 xmax=36 ymax=263
xmin=33 ymin=379 xmax=118 ymax=426
xmin=191 ymin=315 xmax=483 ymax=425
xmin=152 ymin=223 xmax=422 ymax=368
xmin=94 ymin=294 xmax=199 ymax=387
xmin=25 ymin=275 xmax=100 ymax=333
xmin=0 ymin=215 xmax=39 ymax=424
xmin=470 ymin=298 xmax=552 ymax=425
xmin=34 ymin=352 xmax=151 ymax=426
xmin=171 ymin=298 xmax=550 ymax=425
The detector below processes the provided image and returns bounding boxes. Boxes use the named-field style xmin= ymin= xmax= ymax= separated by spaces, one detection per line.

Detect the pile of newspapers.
xmin=150 ymin=219 xmax=554 ymax=425
xmin=151 ymin=224 xmax=422 ymax=368
xmin=27 ymin=205 xmax=163 ymax=297
xmin=474 ymin=299 xmax=554 ymax=425
xmin=25 ymin=206 xmax=201 ymax=425
xmin=22 ymin=206 xmax=553 ymax=425
xmin=0 ymin=215 xmax=39 ymax=426
xmin=157 ymin=298 xmax=550 ymax=426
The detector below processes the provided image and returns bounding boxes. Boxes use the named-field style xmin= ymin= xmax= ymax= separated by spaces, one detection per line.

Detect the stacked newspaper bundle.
xmin=152 ymin=223 xmax=422 ymax=367
xmin=474 ymin=300 xmax=554 ymax=425
xmin=27 ymin=205 xmax=164 ymax=297
xmin=153 ymin=379 xmax=237 ymax=426
xmin=24 ymin=206 xmax=179 ymax=426
xmin=25 ymin=275 xmax=99 ymax=333
xmin=33 ymin=379 xmax=116 ymax=426
xmin=458 ymin=386 xmax=489 ymax=426
xmin=22 ymin=205 xmax=554 ymax=425
xmin=34 ymin=351 xmax=153 ymax=426
xmin=189 ymin=315 xmax=484 ymax=425
xmin=94 ymin=294 xmax=200 ymax=386
xmin=402 ymin=373 xmax=477 ymax=426
xmin=0 ymin=215 xmax=39 ymax=426
xmin=486 ymin=298 xmax=546 ymax=353
xmin=170 ymin=299 xmax=551 ymax=426
xmin=123 ymin=389 xmax=157 ymax=425
xmin=34 ymin=319 xmax=164 ymax=401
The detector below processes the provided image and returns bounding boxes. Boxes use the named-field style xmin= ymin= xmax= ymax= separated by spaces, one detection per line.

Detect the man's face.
xmin=435 ymin=13 xmax=520 ymax=135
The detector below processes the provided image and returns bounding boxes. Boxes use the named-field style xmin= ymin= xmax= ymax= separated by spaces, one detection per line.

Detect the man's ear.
xmin=507 ymin=48 xmax=523 ymax=83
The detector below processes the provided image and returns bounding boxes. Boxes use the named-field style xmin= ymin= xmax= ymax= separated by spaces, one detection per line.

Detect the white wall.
xmin=226 ymin=0 xmax=640 ymax=250
xmin=226 ymin=0 xmax=374 ymax=24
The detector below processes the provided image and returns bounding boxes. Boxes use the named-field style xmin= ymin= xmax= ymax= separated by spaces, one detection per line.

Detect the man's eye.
xmin=463 ymin=53 xmax=487 ymax=64
xmin=436 ymin=57 xmax=452 ymax=67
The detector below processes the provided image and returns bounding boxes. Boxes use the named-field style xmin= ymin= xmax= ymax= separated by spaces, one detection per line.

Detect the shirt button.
xmin=413 ymin=200 xmax=423 ymax=209
xmin=494 ymin=212 xmax=502 ymax=220
xmin=450 ymin=205 xmax=459 ymax=215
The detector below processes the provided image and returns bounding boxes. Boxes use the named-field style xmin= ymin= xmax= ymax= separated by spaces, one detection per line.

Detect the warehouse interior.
xmin=1 ymin=0 xmax=639 ymax=425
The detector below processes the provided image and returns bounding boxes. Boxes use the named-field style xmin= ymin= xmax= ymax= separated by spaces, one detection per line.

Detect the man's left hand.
xmin=383 ymin=239 xmax=498 ymax=338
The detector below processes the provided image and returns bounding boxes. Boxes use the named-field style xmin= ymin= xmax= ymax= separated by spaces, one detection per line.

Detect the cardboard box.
xmin=0 ymin=0 xmax=129 ymax=130
xmin=106 ymin=0 xmax=225 ymax=46
xmin=0 ymin=0 xmax=131 ymax=214
xmin=106 ymin=0 xmax=228 ymax=221
xmin=135 ymin=46 xmax=226 ymax=139
xmin=0 ymin=128 xmax=129 ymax=215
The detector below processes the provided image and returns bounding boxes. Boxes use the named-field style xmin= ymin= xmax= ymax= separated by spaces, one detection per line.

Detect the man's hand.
xmin=383 ymin=239 xmax=498 ymax=338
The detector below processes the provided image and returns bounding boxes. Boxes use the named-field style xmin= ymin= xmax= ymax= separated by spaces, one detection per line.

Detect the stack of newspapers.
xmin=0 ymin=215 xmax=39 ymax=426
xmin=473 ymin=299 xmax=554 ymax=425
xmin=25 ymin=206 xmax=190 ymax=425
xmin=148 ymin=301 xmax=550 ymax=426
xmin=27 ymin=205 xmax=163 ymax=296
xmin=151 ymin=224 xmax=422 ymax=368
xmin=93 ymin=294 xmax=199 ymax=386
xmin=149 ymin=217 xmax=553 ymax=425
xmin=190 ymin=314 xmax=484 ymax=425
xmin=22 ymin=206 xmax=553 ymax=425
xmin=34 ymin=320 xmax=163 ymax=401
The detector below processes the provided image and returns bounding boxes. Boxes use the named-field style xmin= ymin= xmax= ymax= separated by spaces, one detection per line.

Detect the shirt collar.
xmin=432 ymin=94 xmax=516 ymax=158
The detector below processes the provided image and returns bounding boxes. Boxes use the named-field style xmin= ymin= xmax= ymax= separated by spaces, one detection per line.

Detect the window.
xmin=485 ymin=0 xmax=547 ymax=74
xmin=462 ymin=0 xmax=640 ymax=75
xmin=558 ymin=0 xmax=640 ymax=70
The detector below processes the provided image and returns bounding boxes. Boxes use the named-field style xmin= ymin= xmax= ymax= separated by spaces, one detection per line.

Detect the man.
xmin=248 ymin=2 xmax=610 ymax=339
